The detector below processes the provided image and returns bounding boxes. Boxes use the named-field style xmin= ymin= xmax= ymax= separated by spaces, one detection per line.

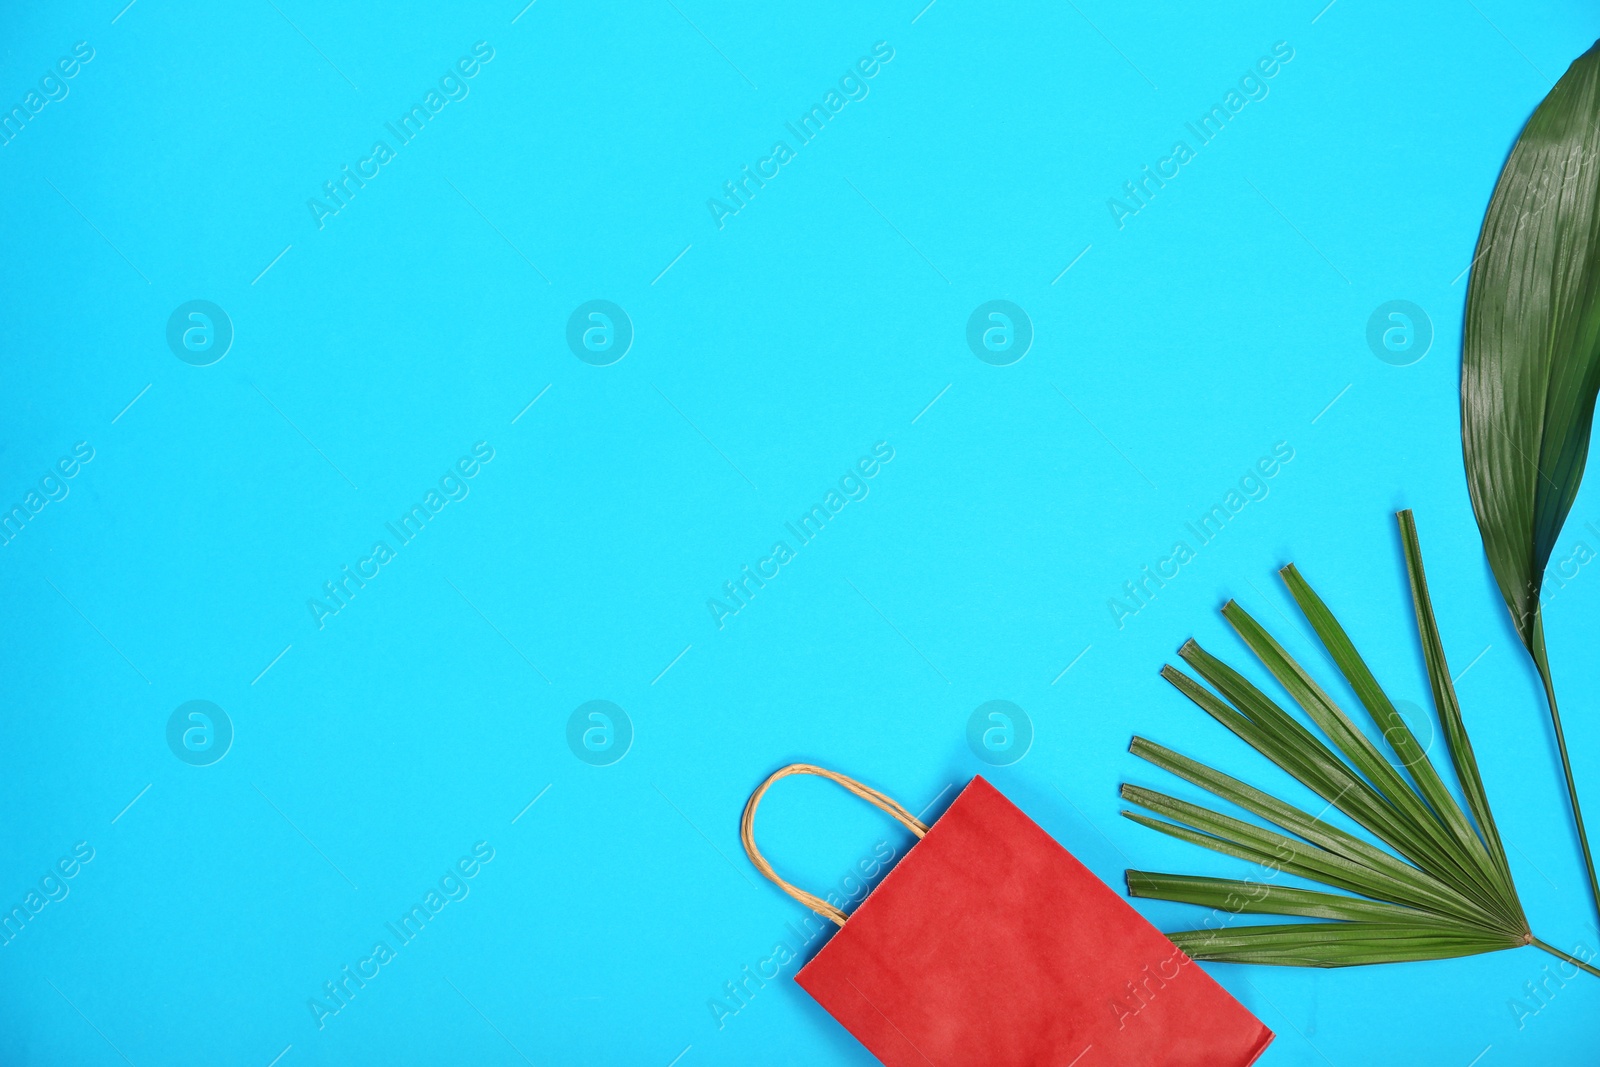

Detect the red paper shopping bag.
xmin=742 ymin=765 xmax=1272 ymax=1066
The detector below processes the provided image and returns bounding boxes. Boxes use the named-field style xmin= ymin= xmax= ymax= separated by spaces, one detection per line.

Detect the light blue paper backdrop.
xmin=2 ymin=1 xmax=1598 ymax=1063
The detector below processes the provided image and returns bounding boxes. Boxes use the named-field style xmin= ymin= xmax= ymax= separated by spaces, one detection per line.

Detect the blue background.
xmin=3 ymin=0 xmax=1599 ymax=1063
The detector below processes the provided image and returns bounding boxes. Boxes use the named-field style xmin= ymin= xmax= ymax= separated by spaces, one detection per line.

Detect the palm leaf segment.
xmin=1123 ymin=511 xmax=1594 ymax=976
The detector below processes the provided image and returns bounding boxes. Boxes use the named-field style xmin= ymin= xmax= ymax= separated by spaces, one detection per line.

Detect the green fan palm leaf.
xmin=1122 ymin=510 xmax=1599 ymax=977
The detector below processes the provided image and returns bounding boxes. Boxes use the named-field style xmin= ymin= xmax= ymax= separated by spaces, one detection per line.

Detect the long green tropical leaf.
xmin=1462 ymin=37 xmax=1600 ymax=660
xmin=1461 ymin=38 xmax=1600 ymax=921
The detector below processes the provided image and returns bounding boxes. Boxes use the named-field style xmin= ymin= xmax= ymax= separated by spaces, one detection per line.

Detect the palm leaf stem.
xmin=1531 ymin=935 xmax=1600 ymax=979
xmin=1532 ymin=641 xmax=1600 ymax=931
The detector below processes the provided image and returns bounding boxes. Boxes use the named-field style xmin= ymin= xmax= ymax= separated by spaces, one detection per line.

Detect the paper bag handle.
xmin=741 ymin=763 xmax=929 ymax=926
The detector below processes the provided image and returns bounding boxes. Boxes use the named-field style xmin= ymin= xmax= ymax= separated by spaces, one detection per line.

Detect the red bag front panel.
xmin=795 ymin=777 xmax=1272 ymax=1066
